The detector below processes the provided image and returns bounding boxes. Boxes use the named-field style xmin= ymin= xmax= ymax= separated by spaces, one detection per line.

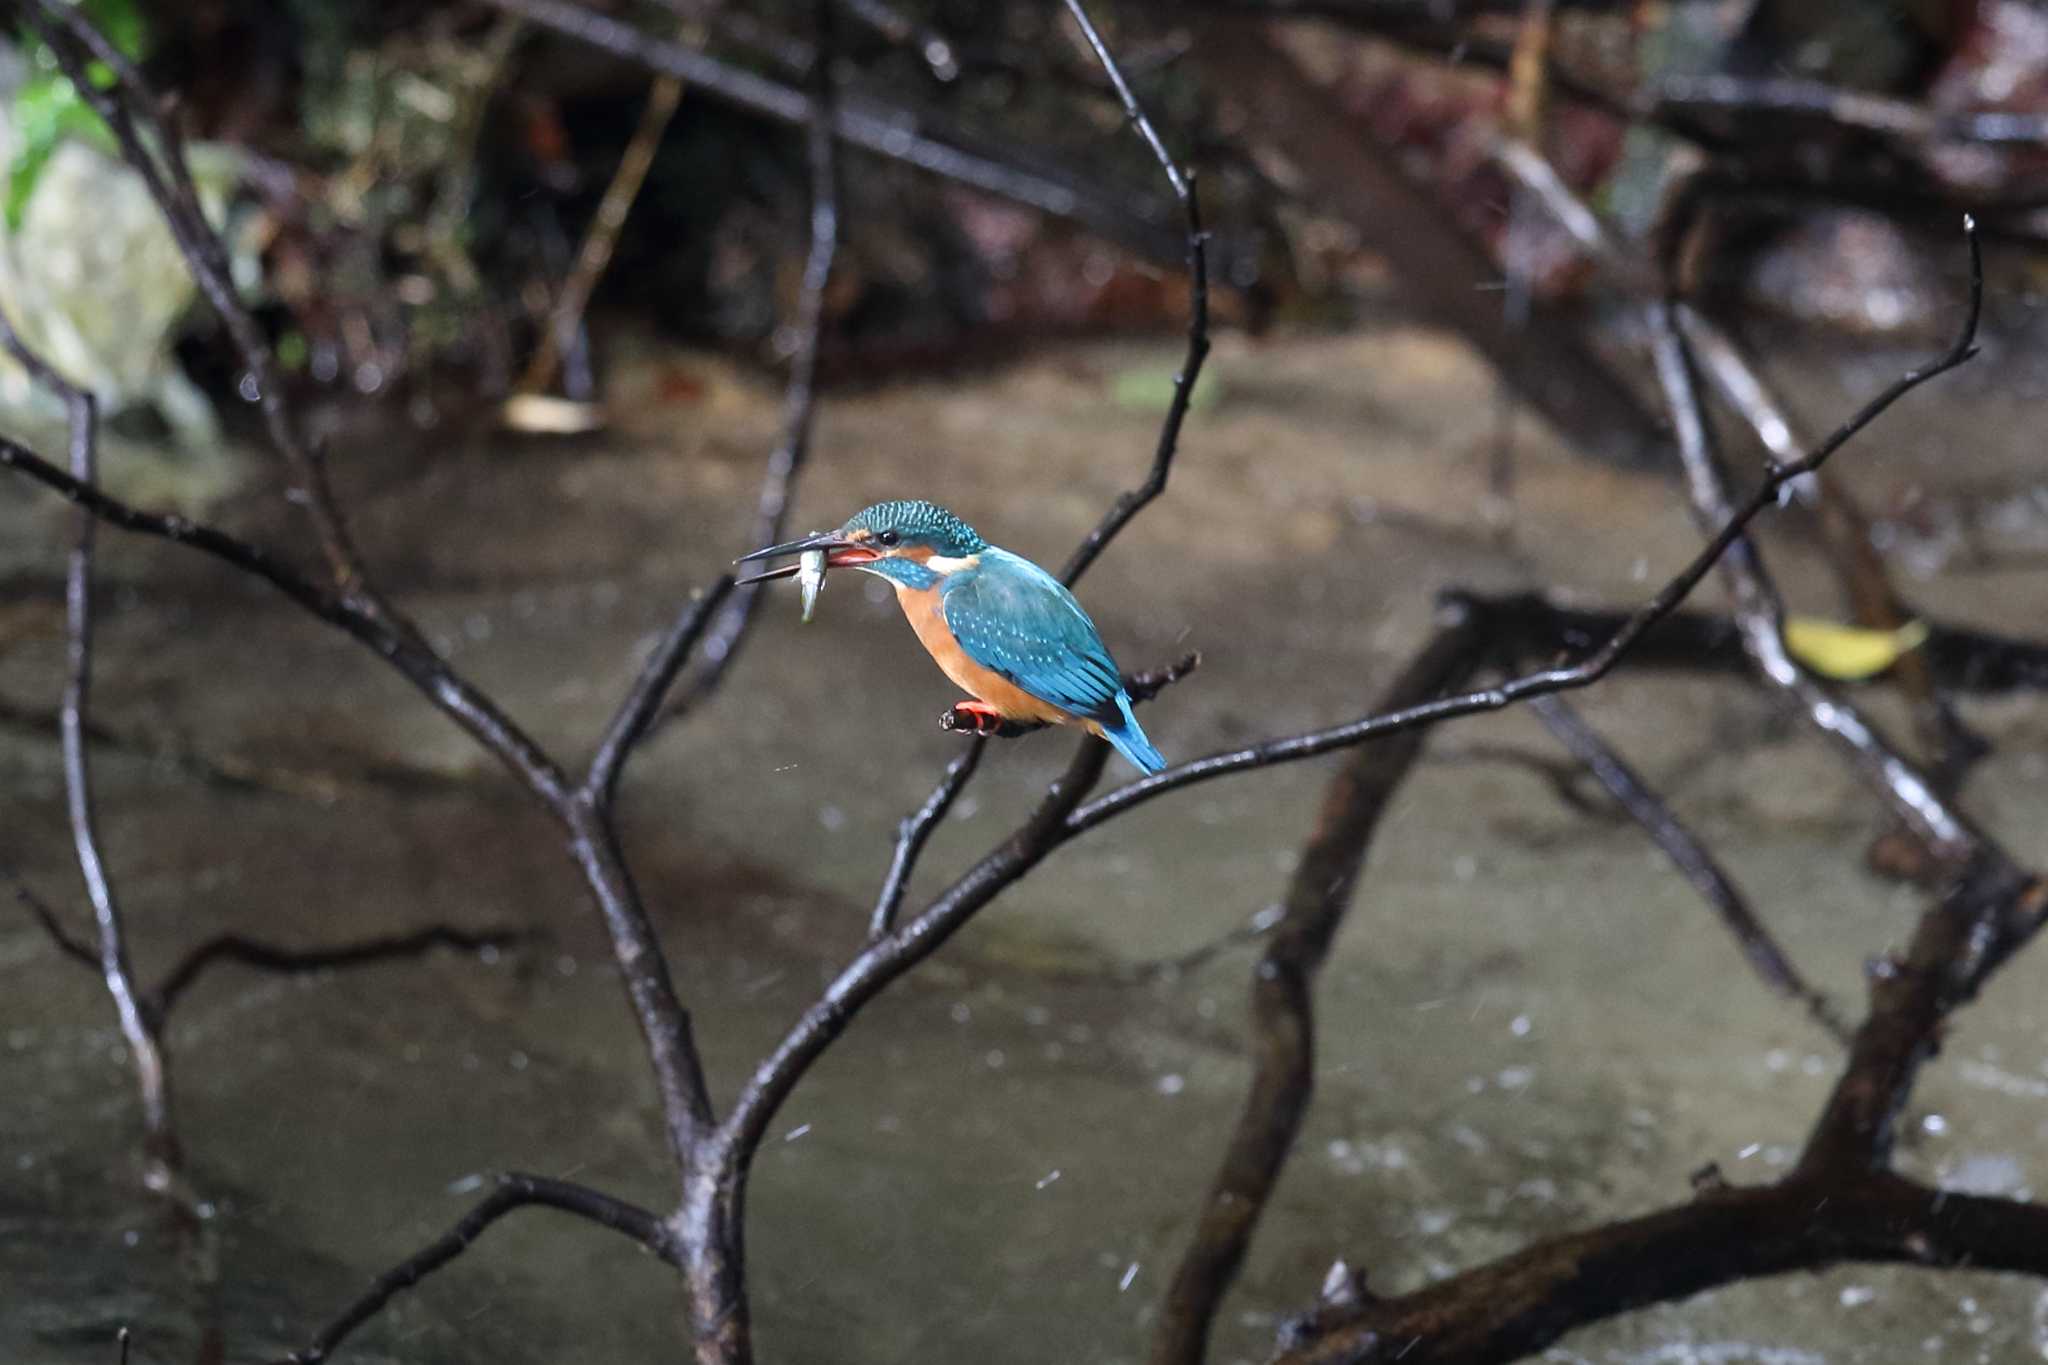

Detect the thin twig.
xmin=8 ymin=871 xmax=97 ymax=969
xmin=0 ymin=306 xmax=173 ymax=1170
xmin=662 ymin=1 xmax=842 ymax=727
xmin=476 ymin=0 xmax=1189 ymax=264
xmin=871 ymin=651 xmax=1202 ymax=938
xmin=151 ymin=924 xmax=525 ymax=1021
xmin=1527 ymin=694 xmax=1847 ymax=1041
xmin=27 ymin=1 xmax=366 ymax=592
xmin=282 ymin=1173 xmax=677 ymax=1365
xmin=1055 ymin=0 xmax=1208 ymax=587
xmin=1646 ymin=301 xmax=1983 ymax=864
xmin=1061 ymin=219 xmax=1982 ymax=842
xmin=0 ymin=297 xmax=220 ymax=1346
xmin=868 ymin=0 xmax=1210 ymax=946
xmin=586 ymin=578 xmax=737 ymax=807
xmin=868 ymin=744 xmax=984 ymax=941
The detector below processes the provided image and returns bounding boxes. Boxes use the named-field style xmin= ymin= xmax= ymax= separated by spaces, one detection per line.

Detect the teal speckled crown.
xmin=843 ymin=500 xmax=988 ymax=557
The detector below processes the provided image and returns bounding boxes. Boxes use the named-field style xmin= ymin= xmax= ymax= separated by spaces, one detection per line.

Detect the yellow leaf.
xmin=1781 ymin=616 xmax=1929 ymax=680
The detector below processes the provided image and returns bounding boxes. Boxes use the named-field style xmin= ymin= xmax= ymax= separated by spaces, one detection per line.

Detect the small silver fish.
xmin=798 ymin=547 xmax=827 ymax=623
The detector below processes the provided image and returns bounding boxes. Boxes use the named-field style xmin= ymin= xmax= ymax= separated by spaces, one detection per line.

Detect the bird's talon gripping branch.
xmin=941 ymin=701 xmax=1041 ymax=738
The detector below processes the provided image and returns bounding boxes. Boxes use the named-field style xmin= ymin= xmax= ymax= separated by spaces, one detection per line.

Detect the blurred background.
xmin=5 ymin=2 xmax=2048 ymax=1363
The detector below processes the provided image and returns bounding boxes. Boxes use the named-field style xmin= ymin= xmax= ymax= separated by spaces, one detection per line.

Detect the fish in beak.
xmin=733 ymin=530 xmax=883 ymax=620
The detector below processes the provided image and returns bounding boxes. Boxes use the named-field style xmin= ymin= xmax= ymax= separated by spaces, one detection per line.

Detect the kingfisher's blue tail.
xmin=1101 ymin=693 xmax=1166 ymax=774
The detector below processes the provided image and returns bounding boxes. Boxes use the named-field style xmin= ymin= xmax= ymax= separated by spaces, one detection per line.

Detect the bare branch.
xmin=8 ymin=872 xmax=97 ymax=969
xmin=868 ymin=744 xmax=984 ymax=941
xmin=664 ymin=4 xmax=843 ymax=725
xmin=0 ymin=435 xmax=576 ymax=809
xmin=586 ymin=578 xmax=737 ymax=808
xmin=151 ymin=925 xmax=524 ymax=1021
xmin=1527 ymin=694 xmax=1847 ymax=1040
xmin=1273 ymin=1172 xmax=2048 ymax=1365
xmin=283 ymin=1173 xmax=677 ymax=1365
xmin=873 ymin=0 xmax=1210 ymax=952
xmin=1645 ymin=300 xmax=1983 ymax=864
xmin=0 ymin=305 xmax=174 ymax=1166
xmin=1800 ymin=865 xmax=2045 ymax=1176
xmin=1062 ymin=219 xmax=1983 ymax=840
xmin=1279 ymin=863 xmax=2047 ymax=1364
xmin=26 ymin=0 xmax=367 ymax=592
xmin=475 ymin=0 xmax=1189 ymax=264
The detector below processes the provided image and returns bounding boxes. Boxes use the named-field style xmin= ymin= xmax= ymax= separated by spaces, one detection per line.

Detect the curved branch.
xmin=1528 ymin=694 xmax=1847 ymax=1041
xmin=1273 ymin=1173 xmax=2048 ymax=1365
xmin=662 ymin=8 xmax=843 ymax=728
xmin=1066 ymin=221 xmax=1981 ymax=835
xmin=283 ymin=1173 xmax=677 ymax=1365
xmin=151 ymin=925 xmax=524 ymax=1021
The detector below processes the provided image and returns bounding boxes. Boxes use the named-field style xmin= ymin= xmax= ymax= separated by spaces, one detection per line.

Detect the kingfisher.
xmin=736 ymin=499 xmax=1167 ymax=774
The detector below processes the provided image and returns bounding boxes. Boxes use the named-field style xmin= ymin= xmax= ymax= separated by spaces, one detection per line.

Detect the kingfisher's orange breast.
xmin=894 ymin=582 xmax=1069 ymax=726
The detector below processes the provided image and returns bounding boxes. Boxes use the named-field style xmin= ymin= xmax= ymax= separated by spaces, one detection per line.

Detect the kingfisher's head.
xmin=735 ymin=499 xmax=987 ymax=591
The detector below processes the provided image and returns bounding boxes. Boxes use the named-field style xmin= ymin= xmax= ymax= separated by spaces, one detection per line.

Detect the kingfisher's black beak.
xmin=733 ymin=531 xmax=874 ymax=585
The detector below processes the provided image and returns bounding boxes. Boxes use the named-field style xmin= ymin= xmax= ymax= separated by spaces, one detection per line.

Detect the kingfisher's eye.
xmin=877 ymin=529 xmax=901 ymax=547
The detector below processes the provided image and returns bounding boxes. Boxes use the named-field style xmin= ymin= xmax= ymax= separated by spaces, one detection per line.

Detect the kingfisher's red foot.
xmin=940 ymin=701 xmax=1042 ymax=738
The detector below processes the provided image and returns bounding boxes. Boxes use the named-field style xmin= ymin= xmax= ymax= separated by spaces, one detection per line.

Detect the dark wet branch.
xmin=1276 ymin=869 xmax=2048 ymax=1365
xmin=714 ymin=737 xmax=1112 ymax=1173
xmin=150 ymin=925 xmax=525 ymax=1022
xmin=1151 ymin=620 xmax=1487 ymax=1365
xmin=868 ymin=744 xmax=984 ymax=941
xmin=26 ymin=0 xmax=367 ymax=594
xmin=664 ymin=4 xmax=843 ymax=727
xmin=9 ymin=873 xmax=98 ymax=970
xmin=475 ymin=0 xmax=1189 ymax=266
xmin=0 ymin=305 xmax=177 ymax=1174
xmin=676 ymin=733 xmax=1111 ymax=1360
xmin=1527 ymin=694 xmax=1847 ymax=1041
xmin=1450 ymin=592 xmax=2048 ymax=697
xmin=586 ymin=578 xmax=737 ymax=808
xmin=281 ymin=1172 xmax=677 ymax=1365
xmin=1645 ymin=301 xmax=1984 ymax=866
xmin=1497 ymin=138 xmax=1998 ymax=852
xmin=1799 ymin=864 xmax=2044 ymax=1177
xmin=0 ymin=435 xmax=576 ymax=809
xmin=1062 ymin=243 xmax=1977 ymax=831
xmin=16 ymin=874 xmax=525 ymax=1026
xmin=893 ymin=650 xmax=1200 ymax=923
xmin=1272 ymin=1172 xmax=2048 ymax=1365
xmin=1054 ymin=150 xmax=1206 ymax=588
xmin=868 ymin=0 xmax=1208 ymax=994
xmin=0 ymin=296 xmax=220 ymax=1349
xmin=1644 ymin=73 xmax=2048 ymax=147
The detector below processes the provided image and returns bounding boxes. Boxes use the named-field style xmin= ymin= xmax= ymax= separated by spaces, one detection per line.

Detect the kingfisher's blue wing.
xmin=942 ymin=549 xmax=1125 ymax=722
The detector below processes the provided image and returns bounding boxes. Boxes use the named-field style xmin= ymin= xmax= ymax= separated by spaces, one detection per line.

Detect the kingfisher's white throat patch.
xmin=924 ymin=553 xmax=982 ymax=575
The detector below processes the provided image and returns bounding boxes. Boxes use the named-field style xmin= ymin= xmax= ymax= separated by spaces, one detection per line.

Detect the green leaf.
xmin=5 ymin=70 xmax=116 ymax=230
xmin=80 ymin=0 xmax=149 ymax=61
